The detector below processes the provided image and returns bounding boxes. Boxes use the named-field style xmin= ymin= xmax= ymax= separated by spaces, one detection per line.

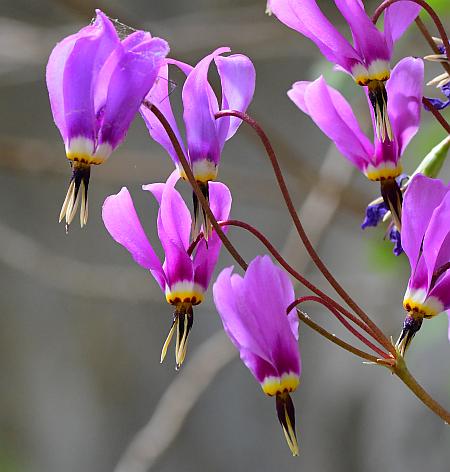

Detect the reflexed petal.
xmin=428 ymin=271 xmax=450 ymax=311
xmin=242 ymin=256 xmax=300 ymax=376
xmin=140 ymin=63 xmax=187 ymax=166
xmin=422 ymin=192 xmax=450 ymax=287
xmin=213 ymin=267 xmax=272 ymax=362
xmin=402 ymin=175 xmax=448 ymax=271
xmin=102 ymin=187 xmax=166 ymax=290
xmin=215 ymin=54 xmax=256 ymax=146
xmin=334 ymin=0 xmax=390 ymax=62
xmin=270 ymin=0 xmax=360 ymax=71
xmin=384 ymin=2 xmax=421 ymax=52
xmin=182 ymin=47 xmax=230 ymax=165
xmin=289 ymin=78 xmax=373 ymax=171
xmin=144 ymin=173 xmax=194 ymax=287
xmin=62 ymin=11 xmax=119 ymax=143
xmin=97 ymin=36 xmax=169 ymax=150
xmin=194 ymin=182 xmax=232 ymax=290
xmin=386 ymin=57 xmax=424 ymax=155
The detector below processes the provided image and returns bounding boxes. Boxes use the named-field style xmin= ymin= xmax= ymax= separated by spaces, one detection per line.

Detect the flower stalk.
xmin=215 ymin=109 xmax=395 ymax=356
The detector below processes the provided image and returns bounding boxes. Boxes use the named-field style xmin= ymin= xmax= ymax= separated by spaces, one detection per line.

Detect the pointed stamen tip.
xmin=276 ymin=393 xmax=299 ymax=456
xmin=395 ymin=315 xmax=423 ymax=357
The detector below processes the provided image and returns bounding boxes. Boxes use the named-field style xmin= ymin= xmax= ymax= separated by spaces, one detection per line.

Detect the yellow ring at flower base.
xmin=365 ymin=162 xmax=403 ymax=181
xmin=352 ymin=60 xmax=390 ymax=86
xmin=165 ymin=281 xmax=205 ymax=306
xmin=403 ymin=288 xmax=444 ymax=319
xmin=66 ymin=137 xmax=112 ymax=166
xmin=261 ymin=373 xmax=300 ymax=397
xmin=178 ymin=159 xmax=218 ymax=183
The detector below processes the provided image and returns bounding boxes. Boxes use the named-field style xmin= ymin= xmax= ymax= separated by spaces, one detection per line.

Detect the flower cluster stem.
xmin=392 ymin=355 xmax=450 ymax=424
xmin=423 ymin=98 xmax=450 ymax=134
xmin=215 ymin=110 xmax=395 ymax=356
xmin=150 ymin=101 xmax=450 ymax=424
xmin=292 ymin=296 xmax=390 ymax=359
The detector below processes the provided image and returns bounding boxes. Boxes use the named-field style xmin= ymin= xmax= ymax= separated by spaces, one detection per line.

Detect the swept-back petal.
xmin=182 ymin=47 xmax=230 ymax=165
xmin=194 ymin=182 xmax=232 ymax=290
xmin=144 ymin=173 xmax=194 ymax=287
xmin=428 ymin=271 xmax=450 ymax=312
xmin=402 ymin=175 xmax=449 ymax=271
xmin=97 ymin=36 xmax=169 ymax=150
xmin=213 ymin=267 xmax=274 ymax=363
xmin=289 ymin=78 xmax=373 ymax=171
xmin=242 ymin=256 xmax=300 ymax=376
xmin=386 ymin=57 xmax=424 ymax=155
xmin=61 ymin=11 xmax=119 ymax=144
xmin=270 ymin=0 xmax=360 ymax=71
xmin=215 ymin=54 xmax=256 ymax=146
xmin=102 ymin=187 xmax=166 ymax=290
xmin=140 ymin=63 xmax=187 ymax=166
xmin=422 ymin=191 xmax=450 ymax=288
xmin=384 ymin=2 xmax=421 ymax=53
xmin=334 ymin=0 xmax=390 ymax=63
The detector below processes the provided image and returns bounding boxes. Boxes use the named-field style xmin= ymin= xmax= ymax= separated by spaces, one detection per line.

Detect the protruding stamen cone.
xmin=59 ymin=162 xmax=91 ymax=230
xmin=380 ymin=178 xmax=403 ymax=232
xmin=192 ymin=182 xmax=212 ymax=242
xmin=368 ymin=81 xmax=394 ymax=143
xmin=175 ymin=304 xmax=194 ymax=370
xmin=427 ymin=72 xmax=450 ymax=88
xmin=396 ymin=314 xmax=423 ymax=357
xmin=160 ymin=317 xmax=177 ymax=364
xmin=275 ymin=393 xmax=299 ymax=456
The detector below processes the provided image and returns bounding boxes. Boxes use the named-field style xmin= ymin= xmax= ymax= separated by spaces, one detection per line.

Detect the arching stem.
xmin=215 ymin=110 xmax=395 ymax=356
xmin=291 ymin=296 xmax=391 ymax=359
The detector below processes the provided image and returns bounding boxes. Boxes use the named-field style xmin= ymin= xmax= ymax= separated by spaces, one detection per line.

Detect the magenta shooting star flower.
xmin=140 ymin=47 xmax=255 ymax=234
xmin=46 ymin=10 xmax=169 ymax=228
xmin=396 ymin=174 xmax=450 ymax=355
xmin=213 ymin=256 xmax=301 ymax=456
xmin=102 ymin=171 xmax=232 ymax=368
xmin=289 ymin=56 xmax=424 ymax=230
xmin=270 ymin=0 xmax=421 ymax=142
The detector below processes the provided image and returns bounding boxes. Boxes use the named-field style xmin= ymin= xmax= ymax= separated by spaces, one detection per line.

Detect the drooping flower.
xmin=396 ymin=174 xmax=450 ymax=355
xmin=213 ymin=256 xmax=301 ymax=455
xmin=102 ymin=171 xmax=232 ymax=368
xmin=46 ymin=10 xmax=169 ymax=228
xmin=361 ymin=174 xmax=408 ymax=256
xmin=140 ymin=47 xmax=255 ymax=233
xmin=424 ymin=37 xmax=450 ymax=101
xmin=289 ymin=56 xmax=424 ymax=229
xmin=270 ymin=0 xmax=421 ymax=141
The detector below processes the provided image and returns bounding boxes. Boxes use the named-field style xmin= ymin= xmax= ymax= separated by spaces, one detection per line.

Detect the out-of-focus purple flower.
xmin=270 ymin=0 xmax=421 ymax=141
xmin=425 ymin=82 xmax=450 ymax=110
xmin=361 ymin=201 xmax=389 ymax=229
xmin=289 ymin=57 xmax=424 ymax=182
xmin=396 ymin=174 xmax=450 ymax=355
xmin=213 ymin=255 xmax=301 ymax=455
xmin=389 ymin=227 xmax=403 ymax=257
xmin=140 ymin=48 xmax=255 ymax=184
xmin=46 ymin=10 xmax=169 ymax=228
xmin=361 ymin=174 xmax=408 ymax=256
xmin=102 ymin=171 xmax=232 ymax=368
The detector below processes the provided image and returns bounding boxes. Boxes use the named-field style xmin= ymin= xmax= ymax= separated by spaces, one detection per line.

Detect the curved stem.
xmin=393 ymin=355 xmax=450 ymax=423
xmin=423 ymin=97 xmax=450 ymax=134
xmin=215 ymin=110 xmax=395 ymax=355
xmin=195 ymin=219 xmax=382 ymax=343
xmin=373 ymin=0 xmax=450 ymax=62
xmin=292 ymin=296 xmax=390 ymax=359
xmin=147 ymin=103 xmax=247 ymax=271
xmin=294 ymin=308 xmax=383 ymax=364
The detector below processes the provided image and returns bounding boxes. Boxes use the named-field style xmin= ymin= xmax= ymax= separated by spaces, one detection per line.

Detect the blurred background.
xmin=1 ymin=0 xmax=450 ymax=471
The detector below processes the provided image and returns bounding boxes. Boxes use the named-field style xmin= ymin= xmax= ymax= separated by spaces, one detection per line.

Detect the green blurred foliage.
xmin=424 ymin=0 xmax=450 ymax=16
